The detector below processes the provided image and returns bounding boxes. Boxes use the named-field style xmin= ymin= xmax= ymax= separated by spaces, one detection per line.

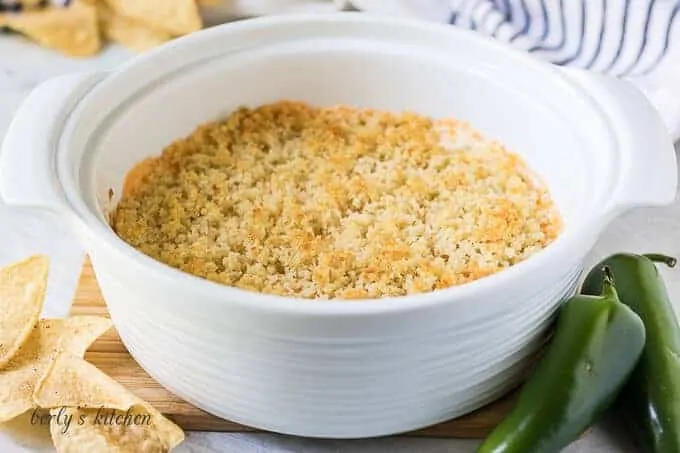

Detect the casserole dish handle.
xmin=561 ymin=68 xmax=677 ymax=214
xmin=0 ymin=72 xmax=102 ymax=212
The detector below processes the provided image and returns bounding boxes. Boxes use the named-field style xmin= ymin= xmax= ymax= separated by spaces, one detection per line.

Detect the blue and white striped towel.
xmin=347 ymin=0 xmax=680 ymax=140
xmin=0 ymin=0 xmax=70 ymax=11
xmin=203 ymin=0 xmax=680 ymax=140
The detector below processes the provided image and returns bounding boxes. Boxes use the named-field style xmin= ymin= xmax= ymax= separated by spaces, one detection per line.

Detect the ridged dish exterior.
xmin=92 ymin=254 xmax=581 ymax=438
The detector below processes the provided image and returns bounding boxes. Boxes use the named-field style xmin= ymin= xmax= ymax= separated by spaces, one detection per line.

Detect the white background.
xmin=1 ymin=36 xmax=678 ymax=452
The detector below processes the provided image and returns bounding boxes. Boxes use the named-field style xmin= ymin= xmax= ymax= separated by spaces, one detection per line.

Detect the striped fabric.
xmin=448 ymin=0 xmax=679 ymax=77
xmin=0 ymin=0 xmax=69 ymax=12
xmin=348 ymin=0 xmax=680 ymax=139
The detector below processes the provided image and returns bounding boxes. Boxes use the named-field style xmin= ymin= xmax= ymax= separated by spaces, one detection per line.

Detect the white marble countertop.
xmin=1 ymin=35 xmax=679 ymax=453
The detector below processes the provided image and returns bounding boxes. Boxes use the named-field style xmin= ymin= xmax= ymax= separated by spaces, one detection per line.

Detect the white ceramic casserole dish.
xmin=0 ymin=14 xmax=676 ymax=439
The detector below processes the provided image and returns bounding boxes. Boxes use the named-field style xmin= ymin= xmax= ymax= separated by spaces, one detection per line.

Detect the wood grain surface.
xmin=70 ymin=260 xmax=519 ymax=438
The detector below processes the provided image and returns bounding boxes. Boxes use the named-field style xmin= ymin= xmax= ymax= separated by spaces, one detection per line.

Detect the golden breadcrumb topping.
xmin=112 ymin=101 xmax=562 ymax=299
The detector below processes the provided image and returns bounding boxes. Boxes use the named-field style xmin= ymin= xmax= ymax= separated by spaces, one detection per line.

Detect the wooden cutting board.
xmin=70 ymin=259 xmax=520 ymax=438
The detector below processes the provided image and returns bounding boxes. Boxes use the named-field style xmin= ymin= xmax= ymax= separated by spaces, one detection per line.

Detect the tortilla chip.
xmin=50 ymin=403 xmax=184 ymax=453
xmin=57 ymin=317 xmax=113 ymax=358
xmin=0 ymin=255 xmax=48 ymax=369
xmin=0 ymin=0 xmax=101 ymax=57
xmin=0 ymin=317 xmax=111 ymax=423
xmin=103 ymin=0 xmax=201 ymax=36
xmin=97 ymin=1 xmax=171 ymax=52
xmin=34 ymin=353 xmax=138 ymax=411
xmin=37 ymin=352 xmax=184 ymax=452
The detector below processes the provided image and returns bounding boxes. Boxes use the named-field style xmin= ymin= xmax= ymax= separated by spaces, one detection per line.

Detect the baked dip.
xmin=112 ymin=101 xmax=562 ymax=299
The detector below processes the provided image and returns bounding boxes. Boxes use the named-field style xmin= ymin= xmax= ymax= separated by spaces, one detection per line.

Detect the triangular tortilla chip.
xmin=0 ymin=255 xmax=48 ymax=369
xmin=103 ymin=0 xmax=201 ymax=36
xmin=97 ymin=1 xmax=171 ymax=52
xmin=34 ymin=353 xmax=138 ymax=411
xmin=58 ymin=317 xmax=113 ymax=358
xmin=50 ymin=403 xmax=184 ymax=453
xmin=0 ymin=317 xmax=112 ymax=423
xmin=0 ymin=0 xmax=101 ymax=57
xmin=37 ymin=352 xmax=184 ymax=452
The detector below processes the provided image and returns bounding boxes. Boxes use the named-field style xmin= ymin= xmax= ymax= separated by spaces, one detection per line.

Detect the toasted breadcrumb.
xmin=112 ymin=101 xmax=562 ymax=299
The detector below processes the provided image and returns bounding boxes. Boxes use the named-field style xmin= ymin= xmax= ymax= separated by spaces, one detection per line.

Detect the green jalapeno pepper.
xmin=477 ymin=268 xmax=645 ymax=453
xmin=582 ymin=253 xmax=680 ymax=453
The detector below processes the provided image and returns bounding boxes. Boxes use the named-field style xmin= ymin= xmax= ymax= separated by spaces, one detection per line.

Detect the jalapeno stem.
xmin=642 ymin=254 xmax=677 ymax=268
xmin=600 ymin=266 xmax=618 ymax=299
